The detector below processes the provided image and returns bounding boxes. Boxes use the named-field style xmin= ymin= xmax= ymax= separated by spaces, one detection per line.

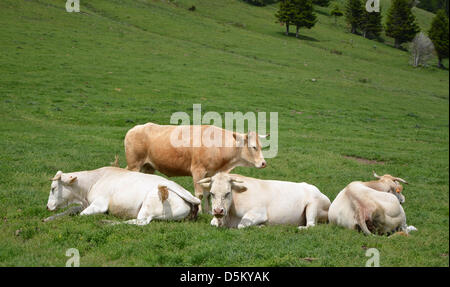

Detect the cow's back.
xmin=125 ymin=123 xmax=193 ymax=176
xmin=125 ymin=123 xmax=243 ymax=177
xmin=231 ymin=176 xmax=329 ymax=225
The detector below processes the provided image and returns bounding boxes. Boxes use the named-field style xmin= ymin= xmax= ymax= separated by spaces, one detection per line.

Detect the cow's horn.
xmin=394 ymin=177 xmax=408 ymax=184
xmin=230 ymin=177 xmax=244 ymax=183
xmin=373 ymin=171 xmax=381 ymax=179
xmin=197 ymin=177 xmax=211 ymax=184
xmin=50 ymin=173 xmax=62 ymax=181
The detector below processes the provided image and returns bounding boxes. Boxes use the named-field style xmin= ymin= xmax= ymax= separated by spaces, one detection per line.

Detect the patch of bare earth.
xmin=343 ymin=156 xmax=385 ymax=165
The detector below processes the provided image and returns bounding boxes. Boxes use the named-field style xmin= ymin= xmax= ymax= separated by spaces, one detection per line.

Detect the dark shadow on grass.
xmin=276 ymin=31 xmax=319 ymax=42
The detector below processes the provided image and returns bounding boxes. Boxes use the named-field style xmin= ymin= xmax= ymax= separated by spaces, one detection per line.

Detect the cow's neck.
xmin=68 ymin=168 xmax=109 ymax=207
xmin=222 ymin=148 xmax=249 ymax=172
xmin=225 ymin=202 xmax=241 ymax=228
xmin=363 ymin=181 xmax=389 ymax=193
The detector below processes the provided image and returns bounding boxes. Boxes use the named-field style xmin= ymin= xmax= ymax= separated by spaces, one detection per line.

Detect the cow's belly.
xmin=108 ymin=192 xmax=147 ymax=219
xmin=151 ymin=162 xmax=192 ymax=177
xmin=266 ymin=201 xmax=307 ymax=226
xmin=146 ymin=143 xmax=192 ymax=177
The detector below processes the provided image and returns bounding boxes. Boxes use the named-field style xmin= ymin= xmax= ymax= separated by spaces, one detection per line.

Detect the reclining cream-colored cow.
xmin=45 ymin=167 xmax=200 ymax=225
xmin=197 ymin=173 xmax=331 ymax=229
xmin=328 ymin=172 xmax=417 ymax=235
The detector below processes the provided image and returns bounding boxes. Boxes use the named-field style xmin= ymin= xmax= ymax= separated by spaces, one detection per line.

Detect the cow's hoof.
xmin=210 ymin=217 xmax=219 ymax=227
xmin=237 ymin=224 xmax=246 ymax=229
xmin=298 ymin=224 xmax=314 ymax=230
xmin=407 ymin=225 xmax=418 ymax=232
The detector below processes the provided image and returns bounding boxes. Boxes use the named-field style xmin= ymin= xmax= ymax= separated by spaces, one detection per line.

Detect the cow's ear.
xmin=62 ymin=175 xmax=77 ymax=185
xmin=231 ymin=179 xmax=247 ymax=192
xmin=233 ymin=132 xmax=245 ymax=147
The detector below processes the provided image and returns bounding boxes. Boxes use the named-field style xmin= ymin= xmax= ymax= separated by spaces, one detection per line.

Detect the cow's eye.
xmin=252 ymin=146 xmax=257 ymax=150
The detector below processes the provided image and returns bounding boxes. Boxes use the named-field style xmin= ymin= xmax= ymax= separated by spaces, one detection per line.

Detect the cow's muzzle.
xmin=213 ymin=207 xmax=224 ymax=217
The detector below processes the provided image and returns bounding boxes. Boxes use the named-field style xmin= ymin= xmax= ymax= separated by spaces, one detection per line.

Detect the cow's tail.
xmin=355 ymin=204 xmax=373 ymax=236
xmin=164 ymin=184 xmax=201 ymax=205
xmin=348 ymin=189 xmax=374 ymax=236
xmin=110 ymin=155 xmax=120 ymax=168
xmin=159 ymin=184 xmax=199 ymax=220
xmin=158 ymin=185 xmax=169 ymax=202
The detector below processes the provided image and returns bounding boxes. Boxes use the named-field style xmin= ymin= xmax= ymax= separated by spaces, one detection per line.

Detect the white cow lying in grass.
xmin=328 ymin=172 xmax=417 ymax=236
xmin=45 ymin=167 xmax=200 ymax=225
xmin=197 ymin=173 xmax=331 ymax=229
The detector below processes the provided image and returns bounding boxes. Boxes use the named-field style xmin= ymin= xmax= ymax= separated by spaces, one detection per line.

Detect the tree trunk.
xmin=413 ymin=53 xmax=419 ymax=67
xmin=351 ymin=25 xmax=356 ymax=34
xmin=296 ymin=26 xmax=299 ymax=38
xmin=394 ymin=38 xmax=401 ymax=49
xmin=438 ymin=57 xmax=444 ymax=69
xmin=285 ymin=24 xmax=289 ymax=36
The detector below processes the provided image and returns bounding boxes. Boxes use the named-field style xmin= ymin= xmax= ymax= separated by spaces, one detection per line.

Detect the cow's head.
xmin=46 ymin=171 xmax=78 ymax=211
xmin=198 ymin=173 xmax=247 ymax=227
xmin=234 ymin=131 xmax=267 ymax=169
xmin=373 ymin=171 xmax=408 ymax=204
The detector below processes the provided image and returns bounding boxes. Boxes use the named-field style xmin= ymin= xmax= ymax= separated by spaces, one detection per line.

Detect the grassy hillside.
xmin=0 ymin=0 xmax=448 ymax=266
xmin=319 ymin=0 xmax=444 ymax=52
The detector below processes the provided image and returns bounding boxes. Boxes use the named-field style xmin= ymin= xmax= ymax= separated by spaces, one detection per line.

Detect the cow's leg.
xmin=237 ymin=208 xmax=268 ymax=229
xmin=298 ymin=202 xmax=322 ymax=229
xmin=192 ymin=169 xmax=209 ymax=214
xmin=140 ymin=163 xmax=155 ymax=174
xmin=210 ymin=217 xmax=219 ymax=227
xmin=125 ymin=151 xmax=145 ymax=172
xmin=122 ymin=190 xmax=159 ymax=226
xmin=80 ymin=198 xmax=109 ymax=216
xmin=43 ymin=205 xmax=83 ymax=222
xmin=126 ymin=162 xmax=142 ymax=172
xmin=123 ymin=216 xmax=153 ymax=226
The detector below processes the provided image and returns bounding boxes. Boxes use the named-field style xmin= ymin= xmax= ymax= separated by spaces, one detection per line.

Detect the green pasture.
xmin=0 ymin=0 xmax=448 ymax=266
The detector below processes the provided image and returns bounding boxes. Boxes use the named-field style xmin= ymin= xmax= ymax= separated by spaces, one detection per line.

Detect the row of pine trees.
xmin=275 ymin=0 xmax=449 ymax=68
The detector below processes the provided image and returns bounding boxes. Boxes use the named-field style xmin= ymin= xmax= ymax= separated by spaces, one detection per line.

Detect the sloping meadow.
xmin=0 ymin=0 xmax=448 ymax=266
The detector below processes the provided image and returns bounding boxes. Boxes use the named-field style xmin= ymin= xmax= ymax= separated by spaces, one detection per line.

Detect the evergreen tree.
xmin=330 ymin=4 xmax=344 ymax=24
xmin=360 ymin=7 xmax=383 ymax=39
xmin=429 ymin=9 xmax=449 ymax=68
xmin=276 ymin=0 xmax=316 ymax=37
xmin=292 ymin=0 xmax=317 ymax=38
xmin=245 ymin=0 xmax=279 ymax=6
xmin=385 ymin=0 xmax=420 ymax=48
xmin=276 ymin=0 xmax=297 ymax=35
xmin=417 ymin=0 xmax=449 ymax=15
xmin=345 ymin=0 xmax=363 ymax=34
xmin=313 ymin=0 xmax=330 ymax=7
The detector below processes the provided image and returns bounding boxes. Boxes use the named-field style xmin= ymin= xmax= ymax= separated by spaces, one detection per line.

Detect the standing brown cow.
xmin=124 ymin=122 xmax=267 ymax=214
